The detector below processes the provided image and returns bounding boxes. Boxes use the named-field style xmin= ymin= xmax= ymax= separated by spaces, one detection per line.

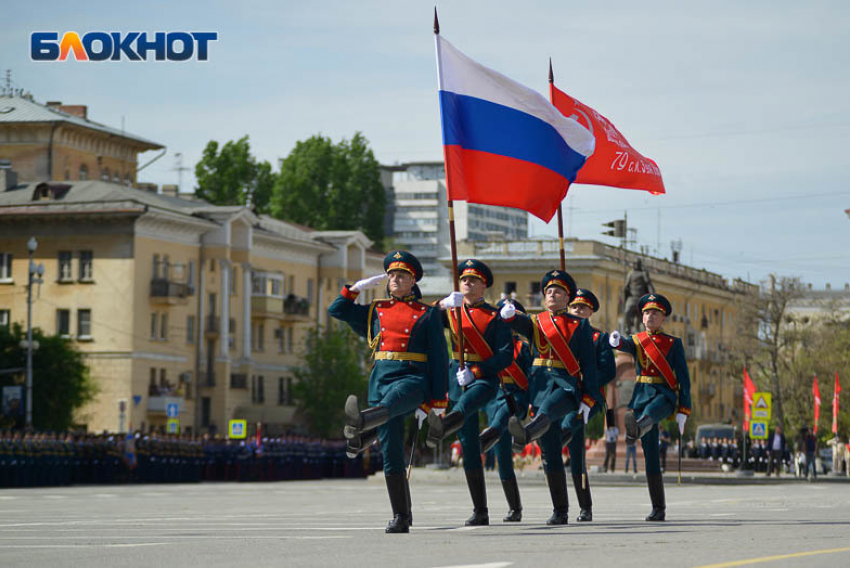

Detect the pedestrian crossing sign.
xmin=229 ymin=419 xmax=247 ymax=439
xmin=752 ymin=392 xmax=772 ymax=420
xmin=167 ymin=418 xmax=179 ymax=434
xmin=750 ymin=420 xmax=768 ymax=440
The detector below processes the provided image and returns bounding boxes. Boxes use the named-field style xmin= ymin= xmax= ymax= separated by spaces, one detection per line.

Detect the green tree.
xmin=194 ymin=135 xmax=277 ymax=213
xmin=271 ymin=132 xmax=386 ymax=245
xmin=0 ymin=323 xmax=98 ymax=431
xmin=293 ymin=325 xmax=369 ymax=438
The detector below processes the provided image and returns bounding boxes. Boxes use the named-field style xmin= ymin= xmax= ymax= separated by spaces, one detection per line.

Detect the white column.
xmin=219 ymin=260 xmax=230 ymax=356
xmin=242 ymin=263 xmax=252 ymax=358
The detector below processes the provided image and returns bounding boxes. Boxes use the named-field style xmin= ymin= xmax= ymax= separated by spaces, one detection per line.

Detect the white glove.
xmin=351 ymin=273 xmax=386 ymax=292
xmin=414 ymin=407 xmax=428 ymax=428
xmin=578 ymin=402 xmax=591 ymax=424
xmin=676 ymin=413 xmax=687 ymax=435
xmin=500 ymin=302 xmax=516 ymax=320
xmin=433 ymin=406 xmax=446 ymax=417
xmin=456 ymin=366 xmax=474 ymax=387
xmin=609 ymin=330 xmax=621 ymax=348
xmin=439 ymin=291 xmax=464 ymax=309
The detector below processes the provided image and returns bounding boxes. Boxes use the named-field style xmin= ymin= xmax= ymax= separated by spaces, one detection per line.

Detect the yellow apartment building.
xmin=0 ymin=177 xmax=382 ymax=436
xmin=443 ymin=237 xmax=757 ymax=427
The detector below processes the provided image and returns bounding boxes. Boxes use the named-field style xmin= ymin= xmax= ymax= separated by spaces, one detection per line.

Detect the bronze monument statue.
xmin=621 ymin=258 xmax=655 ymax=335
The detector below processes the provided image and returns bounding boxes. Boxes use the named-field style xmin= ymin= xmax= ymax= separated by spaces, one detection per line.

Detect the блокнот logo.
xmin=31 ymin=31 xmax=218 ymax=61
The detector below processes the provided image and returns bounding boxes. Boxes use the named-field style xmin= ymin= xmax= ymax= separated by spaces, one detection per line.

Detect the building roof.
xmin=0 ymin=94 xmax=162 ymax=150
xmin=0 ymin=179 xmax=369 ymax=248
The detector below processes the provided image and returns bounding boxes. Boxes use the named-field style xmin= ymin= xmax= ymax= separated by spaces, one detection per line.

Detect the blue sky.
xmin=3 ymin=1 xmax=849 ymax=288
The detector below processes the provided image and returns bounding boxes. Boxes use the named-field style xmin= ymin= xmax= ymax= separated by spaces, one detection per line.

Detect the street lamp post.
xmin=25 ymin=237 xmax=44 ymax=429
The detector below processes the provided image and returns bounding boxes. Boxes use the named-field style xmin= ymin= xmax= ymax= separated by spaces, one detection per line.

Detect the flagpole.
xmin=435 ymin=8 xmax=466 ymax=371
xmin=549 ymin=59 xmax=567 ymax=272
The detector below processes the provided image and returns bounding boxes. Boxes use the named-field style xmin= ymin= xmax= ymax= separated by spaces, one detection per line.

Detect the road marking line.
xmin=433 ymin=563 xmax=512 ymax=568
xmin=695 ymin=546 xmax=850 ymax=568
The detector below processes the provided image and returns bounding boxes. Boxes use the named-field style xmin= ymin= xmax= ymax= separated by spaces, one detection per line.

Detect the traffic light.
xmin=602 ymin=219 xmax=626 ymax=238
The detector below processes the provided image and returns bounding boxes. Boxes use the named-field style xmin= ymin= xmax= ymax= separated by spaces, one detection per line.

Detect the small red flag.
xmin=813 ymin=375 xmax=822 ymax=434
xmin=833 ymin=372 xmax=841 ymax=435
xmin=550 ymin=83 xmax=665 ymax=195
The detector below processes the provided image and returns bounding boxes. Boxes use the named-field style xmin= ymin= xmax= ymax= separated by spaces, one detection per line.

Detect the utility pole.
xmin=25 ymin=237 xmax=44 ymax=428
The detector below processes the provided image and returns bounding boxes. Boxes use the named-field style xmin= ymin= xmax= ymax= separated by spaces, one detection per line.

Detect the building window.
xmin=286 ymin=327 xmax=293 ymax=354
xmin=271 ymin=278 xmax=282 ymax=297
xmin=257 ymin=324 xmax=265 ymax=352
xmin=57 ymin=309 xmax=70 ymax=336
xmin=257 ymin=375 xmax=265 ymax=403
xmin=208 ymin=293 xmax=217 ymax=316
xmin=210 ymin=258 xmax=215 ymax=272
xmin=0 ymin=310 xmax=9 ymax=328
xmin=0 ymin=253 xmax=12 ymax=281
xmin=186 ymin=315 xmax=195 ymax=344
xmin=58 ymin=251 xmax=73 ymax=281
xmin=79 ymin=250 xmax=93 ymax=281
xmin=230 ymin=373 xmax=247 ymax=389
xmin=160 ymin=313 xmax=168 ymax=341
xmin=77 ymin=309 xmax=91 ymax=339
xmin=307 ymin=278 xmax=314 ymax=304
xmin=79 ymin=164 xmax=88 ymax=180
xmin=252 ymin=272 xmax=265 ymax=295
xmin=101 ymin=168 xmax=110 ymax=181
xmin=201 ymin=397 xmax=211 ymax=428
xmin=229 ymin=318 xmax=236 ymax=350
xmin=503 ymin=281 xmax=517 ymax=295
xmin=152 ymin=254 xmax=161 ymax=279
xmin=162 ymin=255 xmax=170 ymax=280
xmin=251 ymin=375 xmax=256 ymax=403
xmin=187 ymin=260 xmax=196 ymax=294
xmin=112 ymin=172 xmax=120 ymax=183
xmin=278 ymin=377 xmax=293 ymax=405
xmin=150 ymin=312 xmax=157 ymax=339
xmin=275 ymin=327 xmax=284 ymax=353
xmin=230 ymin=266 xmax=237 ymax=295
xmin=124 ymin=173 xmax=131 ymax=186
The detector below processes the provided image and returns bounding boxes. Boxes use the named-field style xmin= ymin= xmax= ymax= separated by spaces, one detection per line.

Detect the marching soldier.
xmin=608 ymin=293 xmax=691 ymax=521
xmin=502 ymin=270 xmax=598 ymax=525
xmin=330 ymin=250 xmax=448 ymax=534
xmin=424 ymin=259 xmax=513 ymax=526
xmin=558 ymin=288 xmax=617 ymax=522
xmin=480 ymin=298 xmax=533 ymax=522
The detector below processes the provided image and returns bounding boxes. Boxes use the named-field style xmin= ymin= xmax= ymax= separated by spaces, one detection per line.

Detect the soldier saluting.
xmin=609 ymin=293 xmax=691 ymax=521
xmin=329 ymin=250 xmax=448 ymax=534
xmin=559 ymin=288 xmax=617 ymax=522
xmin=501 ymin=270 xmax=598 ymax=525
xmin=425 ymin=259 xmax=513 ymax=526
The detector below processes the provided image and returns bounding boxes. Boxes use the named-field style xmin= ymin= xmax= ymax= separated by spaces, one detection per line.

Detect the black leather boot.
xmin=463 ymin=469 xmax=489 ymax=526
xmin=385 ymin=473 xmax=411 ymax=533
xmin=501 ymin=478 xmax=522 ymax=522
xmin=509 ymin=413 xmax=551 ymax=447
xmin=545 ymin=469 xmax=569 ymax=525
xmin=425 ymin=410 xmax=465 ymax=449
xmin=344 ymin=395 xmax=389 ymax=439
xmin=625 ymin=411 xmax=655 ymax=444
xmin=645 ymin=473 xmax=666 ymax=521
xmin=346 ymin=428 xmax=378 ymax=459
xmin=479 ymin=427 xmax=501 ymax=454
xmin=405 ymin=476 xmax=413 ymax=526
xmin=573 ymin=473 xmax=592 ymax=522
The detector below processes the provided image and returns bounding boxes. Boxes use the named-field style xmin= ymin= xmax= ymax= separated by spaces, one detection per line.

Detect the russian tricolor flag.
xmin=435 ymin=35 xmax=595 ymax=222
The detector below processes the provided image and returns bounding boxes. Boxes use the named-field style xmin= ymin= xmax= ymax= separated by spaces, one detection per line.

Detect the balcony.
xmin=148 ymin=395 xmax=183 ymax=415
xmin=205 ymin=316 xmax=220 ymax=336
xmin=150 ymin=279 xmax=190 ymax=305
xmin=252 ymin=294 xmax=312 ymax=321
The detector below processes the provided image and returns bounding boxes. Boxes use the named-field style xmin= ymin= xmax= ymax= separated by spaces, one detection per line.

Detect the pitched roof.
xmin=0 ymin=94 xmax=162 ymax=150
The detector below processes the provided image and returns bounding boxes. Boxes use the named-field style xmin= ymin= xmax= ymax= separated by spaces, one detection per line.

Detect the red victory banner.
xmin=550 ymin=83 xmax=665 ymax=195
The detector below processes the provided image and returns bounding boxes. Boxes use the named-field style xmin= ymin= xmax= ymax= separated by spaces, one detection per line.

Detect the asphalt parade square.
xmin=1 ymin=470 xmax=849 ymax=568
